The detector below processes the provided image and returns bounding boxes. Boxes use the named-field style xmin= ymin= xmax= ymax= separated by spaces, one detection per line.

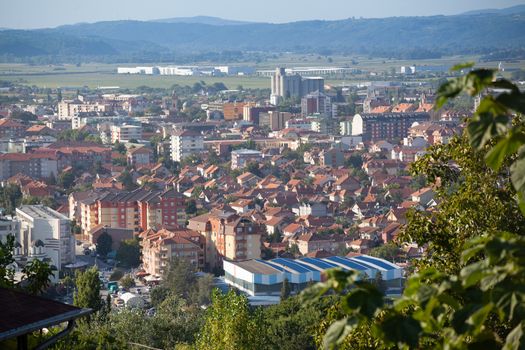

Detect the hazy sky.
xmin=1 ymin=0 xmax=524 ymax=29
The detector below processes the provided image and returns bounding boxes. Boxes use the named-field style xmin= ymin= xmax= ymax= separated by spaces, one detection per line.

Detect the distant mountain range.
xmin=150 ymin=16 xmax=257 ymax=26
xmin=0 ymin=7 xmax=524 ymax=63
xmin=460 ymin=4 xmax=525 ymax=15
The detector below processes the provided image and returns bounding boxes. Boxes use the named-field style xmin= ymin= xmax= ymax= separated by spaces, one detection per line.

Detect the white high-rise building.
xmin=170 ymin=130 xmax=204 ymax=162
xmin=15 ymin=205 xmax=75 ymax=281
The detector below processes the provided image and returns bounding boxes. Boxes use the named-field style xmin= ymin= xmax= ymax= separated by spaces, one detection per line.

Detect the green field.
xmin=0 ymin=55 xmax=523 ymax=90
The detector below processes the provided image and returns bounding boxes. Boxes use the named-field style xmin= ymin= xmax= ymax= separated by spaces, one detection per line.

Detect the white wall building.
xmin=170 ymin=130 xmax=204 ymax=162
xmin=231 ymin=149 xmax=263 ymax=170
xmin=15 ymin=205 xmax=75 ymax=281
xmin=111 ymin=124 xmax=142 ymax=143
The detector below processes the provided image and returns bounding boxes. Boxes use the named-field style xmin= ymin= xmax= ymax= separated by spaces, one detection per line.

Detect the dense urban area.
xmin=1 ymin=6 xmax=525 ymax=350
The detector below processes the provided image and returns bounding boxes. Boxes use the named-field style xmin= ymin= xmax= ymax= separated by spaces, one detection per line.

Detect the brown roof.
xmin=0 ymin=288 xmax=91 ymax=341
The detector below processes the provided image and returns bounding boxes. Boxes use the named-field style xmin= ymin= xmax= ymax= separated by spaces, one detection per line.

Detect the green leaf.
xmin=466 ymin=303 xmax=493 ymax=334
xmin=467 ymin=112 xmax=509 ymax=149
xmin=380 ymin=313 xmax=422 ymax=348
xmin=485 ymin=131 xmax=525 ymax=171
xmin=451 ymin=62 xmax=475 ymax=71
xmin=503 ymin=322 xmax=524 ymax=350
xmin=323 ymin=317 xmax=358 ymax=350
xmin=480 ymin=272 xmax=508 ymax=291
xmin=511 ymin=150 xmax=525 ymax=194
xmin=342 ymin=284 xmax=384 ymax=318
xmin=460 ymin=261 xmax=487 ymax=288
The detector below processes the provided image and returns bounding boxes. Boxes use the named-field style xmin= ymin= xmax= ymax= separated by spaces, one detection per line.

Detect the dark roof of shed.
xmin=0 ymin=288 xmax=91 ymax=341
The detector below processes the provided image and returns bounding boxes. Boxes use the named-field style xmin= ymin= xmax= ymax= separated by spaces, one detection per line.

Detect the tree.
xmin=315 ymin=66 xmax=525 ymax=350
xmin=372 ymin=271 xmax=386 ymax=295
xmin=58 ymin=171 xmax=75 ymax=190
xmin=1 ymin=235 xmax=53 ymax=294
xmin=185 ymin=199 xmax=198 ymax=215
xmin=196 ymin=289 xmax=264 ymax=350
xmin=116 ymin=238 xmax=141 ymax=268
xmin=281 ymin=278 xmax=291 ymax=300
xmin=118 ymin=170 xmax=137 ymax=191
xmin=120 ymin=274 xmax=135 ymax=289
xmin=96 ymin=232 xmax=113 ymax=257
xmin=164 ymin=258 xmax=197 ymax=300
xmin=368 ymin=243 xmax=402 ymax=263
xmin=74 ymin=266 xmax=102 ymax=311
xmin=150 ymin=285 xmax=171 ymax=306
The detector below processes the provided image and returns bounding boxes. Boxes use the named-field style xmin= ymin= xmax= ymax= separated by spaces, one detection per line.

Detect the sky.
xmin=0 ymin=0 xmax=524 ymax=29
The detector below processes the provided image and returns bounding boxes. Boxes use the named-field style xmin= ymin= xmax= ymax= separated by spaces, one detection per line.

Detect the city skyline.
xmin=0 ymin=0 xmax=524 ymax=29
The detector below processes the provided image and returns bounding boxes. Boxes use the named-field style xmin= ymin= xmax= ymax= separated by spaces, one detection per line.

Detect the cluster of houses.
xmin=0 ymin=70 xmax=469 ymax=292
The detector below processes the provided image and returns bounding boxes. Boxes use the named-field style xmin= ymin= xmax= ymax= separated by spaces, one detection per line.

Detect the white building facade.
xmin=15 ymin=205 xmax=75 ymax=280
xmin=170 ymin=130 xmax=204 ymax=162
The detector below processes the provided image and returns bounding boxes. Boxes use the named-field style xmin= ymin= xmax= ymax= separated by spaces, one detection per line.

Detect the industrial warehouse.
xmin=223 ymin=255 xmax=404 ymax=296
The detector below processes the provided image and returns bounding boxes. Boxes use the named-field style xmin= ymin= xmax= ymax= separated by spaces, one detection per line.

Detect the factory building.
xmin=223 ymin=255 xmax=403 ymax=296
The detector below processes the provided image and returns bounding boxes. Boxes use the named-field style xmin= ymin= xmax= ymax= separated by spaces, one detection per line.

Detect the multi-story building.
xmin=127 ymin=146 xmax=153 ymax=167
xmin=223 ymin=102 xmax=255 ymax=120
xmin=231 ymin=149 xmax=263 ymax=170
xmin=242 ymin=106 xmax=276 ymax=124
xmin=351 ymin=112 xmax=431 ymax=142
xmin=57 ymin=99 xmax=109 ymax=120
xmin=15 ymin=205 xmax=75 ymax=281
xmin=140 ymin=227 xmax=205 ymax=277
xmin=137 ymin=189 xmax=186 ymax=231
xmin=301 ymin=91 xmax=332 ymax=117
xmin=259 ymin=111 xmax=292 ymax=131
xmin=0 ymin=153 xmax=58 ymax=180
xmin=271 ymin=67 xmax=325 ymax=104
xmin=187 ymin=211 xmax=262 ymax=271
xmin=110 ymin=124 xmax=142 ymax=143
xmin=28 ymin=142 xmax=112 ymax=173
xmin=170 ymin=130 xmax=204 ymax=162
xmin=81 ymin=189 xmax=185 ymax=235
xmin=0 ymin=118 xmax=26 ymax=139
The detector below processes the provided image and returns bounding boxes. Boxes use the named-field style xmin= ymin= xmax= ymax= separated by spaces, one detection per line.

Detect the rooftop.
xmin=0 ymin=287 xmax=91 ymax=342
xmin=16 ymin=205 xmax=69 ymax=221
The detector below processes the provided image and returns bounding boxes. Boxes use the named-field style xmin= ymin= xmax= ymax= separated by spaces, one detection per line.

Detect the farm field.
xmin=0 ymin=55 xmax=523 ymax=90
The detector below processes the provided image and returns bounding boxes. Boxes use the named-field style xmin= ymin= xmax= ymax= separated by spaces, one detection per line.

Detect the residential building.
xmin=258 ymin=111 xmax=292 ymax=131
xmin=0 ymin=119 xmax=26 ymax=139
xmin=170 ymin=130 xmax=204 ymax=162
xmin=140 ymin=228 xmax=205 ymax=276
xmin=301 ymin=91 xmax=332 ymax=118
xmin=243 ymin=106 xmax=276 ymax=124
xmin=0 ymin=153 xmax=58 ymax=180
xmin=319 ymin=148 xmax=344 ymax=167
xmin=231 ymin=149 xmax=263 ymax=170
xmin=57 ymin=99 xmax=109 ymax=120
xmin=187 ymin=212 xmax=262 ymax=271
xmin=111 ymin=124 xmax=142 ymax=143
xmin=127 ymin=146 xmax=153 ymax=167
xmin=351 ymin=112 xmax=431 ymax=142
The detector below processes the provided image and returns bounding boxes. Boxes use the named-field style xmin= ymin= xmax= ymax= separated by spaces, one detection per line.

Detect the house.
xmin=411 ymin=187 xmax=435 ymax=206
xmin=127 ymin=146 xmax=153 ymax=167
xmin=236 ymin=172 xmax=260 ymax=188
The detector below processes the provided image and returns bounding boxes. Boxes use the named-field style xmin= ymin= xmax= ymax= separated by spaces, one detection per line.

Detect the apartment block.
xmin=170 ymin=130 xmax=204 ymax=162
xmin=140 ymin=228 xmax=205 ymax=277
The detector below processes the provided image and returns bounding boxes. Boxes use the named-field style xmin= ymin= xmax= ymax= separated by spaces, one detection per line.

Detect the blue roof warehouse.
xmin=223 ymin=255 xmax=404 ymax=296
